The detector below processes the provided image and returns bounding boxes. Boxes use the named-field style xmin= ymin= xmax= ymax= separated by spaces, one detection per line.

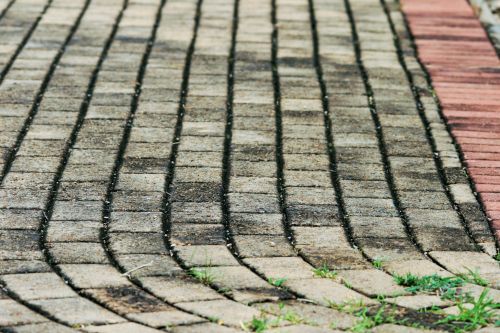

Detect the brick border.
xmin=401 ymin=0 xmax=500 ymax=241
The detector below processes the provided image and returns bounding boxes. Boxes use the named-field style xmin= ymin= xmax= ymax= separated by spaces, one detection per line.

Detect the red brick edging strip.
xmin=401 ymin=0 xmax=500 ymax=240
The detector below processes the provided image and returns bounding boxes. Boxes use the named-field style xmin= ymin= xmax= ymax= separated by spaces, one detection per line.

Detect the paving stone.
xmin=229 ymin=193 xmax=280 ymax=214
xmin=139 ymin=276 xmax=224 ymax=303
xmin=116 ymin=253 xmax=183 ymax=278
xmin=0 ymin=230 xmax=42 ymax=260
xmin=0 ymin=259 xmax=50 ymax=275
xmin=384 ymin=259 xmax=452 ymax=277
xmin=0 ymin=209 xmax=42 ymax=230
xmin=52 ymin=201 xmax=102 ymax=221
xmin=267 ymin=325 xmax=342 ymax=332
xmin=170 ymin=322 xmax=240 ymax=333
xmin=0 ymin=299 xmax=47 ymax=326
xmin=429 ymin=251 xmax=500 ymax=277
xmin=176 ymin=299 xmax=261 ymax=327
xmin=244 ymin=256 xmax=314 ymax=280
xmin=386 ymin=295 xmax=451 ymax=310
xmin=59 ymin=264 xmax=130 ymax=289
xmin=283 ymin=278 xmax=373 ymax=306
xmin=233 ymin=235 xmax=296 ymax=258
xmin=170 ymin=202 xmax=221 ymax=223
xmin=175 ymin=245 xmax=239 ymax=267
xmin=230 ymin=176 xmax=277 ymax=194
xmin=171 ymin=224 xmax=226 ymax=246
xmin=47 ymin=242 xmax=108 ymax=264
xmin=126 ymin=310 xmax=204 ymax=328
xmin=1 ymin=273 xmax=77 ymax=300
xmin=349 ymin=216 xmax=408 ymax=239
xmin=255 ymin=300 xmax=357 ymax=330
xmin=81 ymin=322 xmax=159 ymax=333
xmin=371 ymin=324 xmax=446 ymax=333
xmin=231 ymin=213 xmax=284 ymax=235
xmin=31 ymin=297 xmax=124 ymax=325
xmin=337 ymin=269 xmax=408 ymax=297
xmin=205 ymin=265 xmax=287 ymax=303
xmin=357 ymin=238 xmax=424 ymax=262
xmin=5 ymin=322 xmax=78 ymax=333
xmin=110 ymin=232 xmax=166 ymax=254
xmin=286 ymin=204 xmax=341 ymax=227
xmin=47 ymin=221 xmax=103 ymax=242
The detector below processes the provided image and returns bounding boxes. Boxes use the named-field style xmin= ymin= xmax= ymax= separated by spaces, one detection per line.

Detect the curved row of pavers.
xmin=0 ymin=1 xmax=51 ymax=329
xmin=0 ymin=0 xmax=213 ymax=331
xmin=0 ymin=1 xmax=496 ymax=330
xmin=269 ymin=0 xmax=500 ymax=308
xmin=0 ymin=0 xmax=498 ymax=330
xmin=0 ymin=0 xmax=54 ymax=170
xmin=100 ymin=0 xmax=496 ymax=324
xmin=0 ymin=0 xmax=292 ymax=330
xmin=346 ymin=0 xmax=499 ymax=280
xmin=0 ymin=0 xmax=125 ymax=331
xmin=0 ymin=0 xmax=410 ymax=330
xmin=116 ymin=0 xmax=500 ymax=326
xmin=353 ymin=0 xmax=500 ymax=299
xmin=0 ymin=0 xmax=82 ymax=328
xmin=382 ymin=0 xmax=499 ymax=272
xmin=401 ymin=0 xmax=500 ymax=240
xmin=0 ymin=0 xmax=363 ymax=331
xmin=0 ymin=0 xmax=278 ymax=331
xmin=84 ymin=0 xmax=368 ymax=329
xmin=0 ymin=0 xmax=360 ymax=330
xmin=380 ymin=0 xmax=498 ymax=257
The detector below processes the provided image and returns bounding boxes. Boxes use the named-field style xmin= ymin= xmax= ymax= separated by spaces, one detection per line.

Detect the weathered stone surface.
xmin=0 ymin=0 xmax=497 ymax=330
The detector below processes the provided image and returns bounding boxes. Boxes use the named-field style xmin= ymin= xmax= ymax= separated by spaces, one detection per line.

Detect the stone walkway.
xmin=0 ymin=0 xmax=498 ymax=332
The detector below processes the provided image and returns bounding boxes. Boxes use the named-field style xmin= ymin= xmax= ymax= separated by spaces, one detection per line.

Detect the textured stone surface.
xmin=0 ymin=0 xmax=498 ymax=331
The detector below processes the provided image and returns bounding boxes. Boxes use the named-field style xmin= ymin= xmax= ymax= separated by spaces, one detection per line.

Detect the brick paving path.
xmin=0 ymin=0 xmax=498 ymax=332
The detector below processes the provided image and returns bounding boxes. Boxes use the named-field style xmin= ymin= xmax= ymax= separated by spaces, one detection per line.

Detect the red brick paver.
xmin=402 ymin=0 xmax=500 ymax=239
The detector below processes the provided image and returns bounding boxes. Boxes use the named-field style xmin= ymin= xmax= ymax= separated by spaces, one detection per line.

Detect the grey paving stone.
xmin=0 ymin=259 xmax=50 ymax=275
xmin=1 ymin=273 xmax=77 ymax=300
xmin=81 ymin=322 xmax=160 ymax=333
xmin=233 ymin=234 xmax=296 ymax=258
xmin=126 ymin=310 xmax=204 ymax=328
xmin=59 ymin=264 xmax=130 ymax=289
xmin=170 ymin=322 xmax=240 ymax=333
xmin=286 ymin=204 xmax=341 ymax=227
xmin=0 ymin=299 xmax=48 ymax=326
xmin=110 ymin=232 xmax=166 ymax=254
xmin=5 ymin=322 xmax=78 ymax=333
xmin=139 ymin=275 xmax=224 ymax=303
xmin=0 ymin=230 xmax=41 ymax=260
xmin=171 ymin=224 xmax=226 ymax=246
xmin=177 ymin=299 xmax=260 ymax=327
xmin=0 ymin=209 xmax=41 ymax=230
xmin=31 ymin=297 xmax=124 ymax=325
